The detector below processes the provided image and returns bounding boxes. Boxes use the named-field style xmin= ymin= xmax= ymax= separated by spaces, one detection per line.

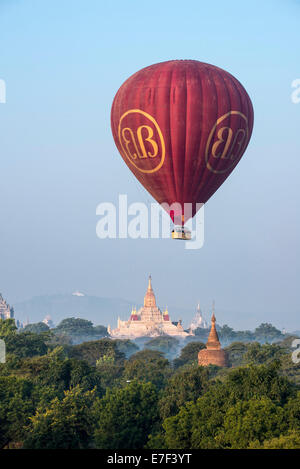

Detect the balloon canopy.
xmin=111 ymin=60 xmax=254 ymax=225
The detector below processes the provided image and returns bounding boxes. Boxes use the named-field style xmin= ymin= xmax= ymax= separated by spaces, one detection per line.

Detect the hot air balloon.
xmin=111 ymin=60 xmax=254 ymax=240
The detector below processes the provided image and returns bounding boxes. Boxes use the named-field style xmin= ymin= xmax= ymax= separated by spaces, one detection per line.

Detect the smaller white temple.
xmin=42 ymin=315 xmax=55 ymax=328
xmin=189 ymin=303 xmax=208 ymax=331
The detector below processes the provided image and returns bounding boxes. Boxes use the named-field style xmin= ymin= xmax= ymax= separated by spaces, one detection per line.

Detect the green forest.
xmin=1 ymin=317 xmax=300 ymax=449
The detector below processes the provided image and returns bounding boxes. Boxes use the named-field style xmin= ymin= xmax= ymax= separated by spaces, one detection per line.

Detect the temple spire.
xmin=198 ymin=303 xmax=228 ymax=367
xmin=144 ymin=275 xmax=156 ymax=307
xmin=206 ymin=304 xmax=221 ymax=350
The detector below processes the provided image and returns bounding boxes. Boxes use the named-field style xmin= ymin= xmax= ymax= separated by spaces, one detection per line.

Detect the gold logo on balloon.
xmin=205 ymin=111 xmax=249 ymax=174
xmin=118 ymin=109 xmax=165 ymax=174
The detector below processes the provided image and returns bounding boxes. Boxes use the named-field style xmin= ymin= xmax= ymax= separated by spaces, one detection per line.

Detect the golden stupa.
xmin=198 ymin=308 xmax=228 ymax=367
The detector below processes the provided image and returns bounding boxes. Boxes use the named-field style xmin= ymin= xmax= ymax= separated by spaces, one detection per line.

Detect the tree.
xmin=218 ymin=326 xmax=256 ymax=345
xmin=277 ymin=350 xmax=300 ymax=386
xmin=54 ymin=317 xmax=95 ymax=336
xmin=22 ymin=322 xmax=50 ymax=334
xmin=254 ymin=323 xmax=283 ymax=343
xmin=17 ymin=347 xmax=70 ymax=390
xmin=163 ymin=401 xmax=198 ymax=449
xmin=5 ymin=332 xmax=48 ymax=358
xmin=234 ymin=329 xmax=255 ymax=343
xmin=68 ymin=359 xmax=103 ymax=396
xmin=95 ymin=360 xmax=124 ymax=390
xmin=146 ymin=432 xmax=167 ymax=449
xmin=161 ymin=363 xmax=294 ymax=449
xmin=46 ymin=330 xmax=73 ymax=347
xmin=225 ymin=362 xmax=293 ymax=405
xmin=68 ymin=338 xmax=125 ymax=366
xmin=0 ymin=376 xmax=35 ymax=448
xmin=93 ymin=325 xmax=108 ymax=337
xmin=144 ymin=336 xmax=180 ymax=359
xmin=94 ymin=381 xmax=159 ymax=449
xmin=192 ymin=327 xmax=209 ymax=341
xmin=173 ymin=342 xmax=205 ymax=369
xmin=113 ymin=339 xmax=139 ymax=358
xmin=219 ymin=397 xmax=286 ymax=448
xmin=18 ymin=347 xmax=103 ymax=398
xmin=242 ymin=342 xmax=285 ymax=365
xmin=54 ymin=318 xmax=107 ymax=344
xmin=250 ymin=431 xmax=300 ymax=449
xmin=159 ymin=367 xmax=209 ymax=419
xmin=218 ymin=325 xmax=236 ymax=345
xmin=284 ymin=391 xmax=300 ymax=431
xmin=0 ymin=318 xmax=17 ymax=338
xmin=124 ymin=350 xmax=171 ymax=389
xmin=23 ymin=386 xmax=96 ymax=449
xmin=224 ymin=342 xmax=248 ymax=367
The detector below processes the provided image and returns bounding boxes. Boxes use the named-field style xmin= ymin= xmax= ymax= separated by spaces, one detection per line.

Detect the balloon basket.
xmin=171 ymin=226 xmax=192 ymax=240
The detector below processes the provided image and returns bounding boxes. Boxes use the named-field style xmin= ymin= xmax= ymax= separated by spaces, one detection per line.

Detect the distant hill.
xmin=13 ymin=294 xmax=136 ymax=327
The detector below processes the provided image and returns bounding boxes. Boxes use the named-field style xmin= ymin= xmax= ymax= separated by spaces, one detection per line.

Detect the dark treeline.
xmin=193 ymin=322 xmax=285 ymax=346
xmin=22 ymin=317 xmax=108 ymax=345
xmin=22 ymin=317 xmax=287 ymax=352
xmin=1 ymin=318 xmax=300 ymax=449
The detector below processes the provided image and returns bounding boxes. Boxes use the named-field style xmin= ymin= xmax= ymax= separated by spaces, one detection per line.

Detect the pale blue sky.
xmin=0 ymin=0 xmax=299 ymax=329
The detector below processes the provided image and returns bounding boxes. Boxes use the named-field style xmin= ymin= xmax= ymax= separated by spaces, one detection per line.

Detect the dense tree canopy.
xmin=113 ymin=339 xmax=139 ymax=358
xmin=159 ymin=366 xmax=209 ymax=419
xmin=0 ymin=376 xmax=35 ymax=448
xmin=254 ymin=323 xmax=283 ymax=343
xmin=5 ymin=332 xmax=48 ymax=359
xmin=23 ymin=386 xmax=96 ymax=449
xmin=0 ymin=318 xmax=17 ymax=338
xmin=0 ymin=318 xmax=299 ymax=449
xmin=144 ymin=336 xmax=180 ymax=359
xmin=68 ymin=338 xmax=125 ymax=366
xmin=160 ymin=363 xmax=296 ymax=449
xmin=53 ymin=318 xmax=107 ymax=344
xmin=94 ymin=381 xmax=159 ymax=449
xmin=173 ymin=342 xmax=205 ymax=369
xmin=124 ymin=350 xmax=171 ymax=389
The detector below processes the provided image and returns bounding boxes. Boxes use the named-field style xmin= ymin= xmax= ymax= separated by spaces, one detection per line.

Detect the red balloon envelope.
xmin=111 ymin=60 xmax=254 ymax=225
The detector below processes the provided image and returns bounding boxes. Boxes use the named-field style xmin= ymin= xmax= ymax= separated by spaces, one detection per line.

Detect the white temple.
xmin=109 ymin=276 xmax=192 ymax=339
xmin=0 ymin=293 xmax=14 ymax=320
xmin=42 ymin=315 xmax=55 ymax=328
xmin=189 ymin=303 xmax=208 ymax=331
